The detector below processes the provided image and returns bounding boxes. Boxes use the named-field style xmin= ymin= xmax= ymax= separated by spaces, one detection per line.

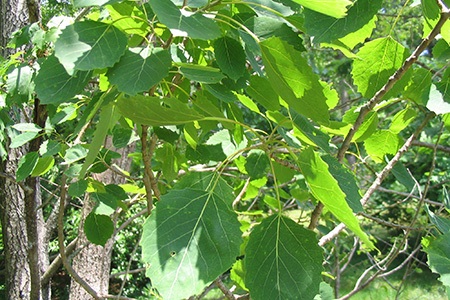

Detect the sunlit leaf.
xmin=149 ymin=0 xmax=221 ymax=40
xmin=293 ymin=0 xmax=352 ymax=18
xmin=364 ymin=130 xmax=402 ymax=163
xmin=141 ymin=188 xmax=242 ymax=299
xmin=298 ymin=147 xmax=374 ymax=249
xmin=260 ymin=37 xmax=330 ymax=124
xmin=244 ymin=215 xmax=323 ymax=300
xmin=31 ymin=156 xmax=55 ymax=176
xmin=304 ymin=0 xmax=382 ymax=44
xmin=352 ymin=37 xmax=410 ymax=98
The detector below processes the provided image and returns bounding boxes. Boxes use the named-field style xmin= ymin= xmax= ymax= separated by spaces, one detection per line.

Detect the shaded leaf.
xmin=16 ymin=152 xmax=39 ymax=182
xmin=423 ymin=231 xmax=450 ymax=290
xmin=10 ymin=131 xmax=39 ymax=148
xmin=35 ymin=55 xmax=91 ymax=105
xmin=84 ymin=213 xmax=114 ymax=246
xmin=245 ymin=150 xmax=270 ymax=179
xmin=291 ymin=111 xmax=330 ymax=152
xmin=214 ymin=37 xmax=246 ymax=80
xmin=68 ymin=180 xmax=88 ymax=197
xmin=392 ymin=162 xmax=416 ymax=191
xmin=140 ymin=188 xmax=242 ymax=299
xmin=244 ymin=215 xmax=323 ymax=300
xmin=247 ymin=75 xmax=280 ymax=111
xmin=55 ymin=20 xmax=128 ymax=74
xmin=117 ymin=94 xmax=205 ymax=126
xmin=107 ymin=48 xmax=172 ymax=95
xmin=179 ymin=64 xmax=225 ymax=84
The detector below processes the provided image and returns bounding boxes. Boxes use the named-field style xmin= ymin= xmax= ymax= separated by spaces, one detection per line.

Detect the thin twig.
xmin=214 ymin=278 xmax=236 ymax=300
xmin=319 ymin=113 xmax=434 ymax=246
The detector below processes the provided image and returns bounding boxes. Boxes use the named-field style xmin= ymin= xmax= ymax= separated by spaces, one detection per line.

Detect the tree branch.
xmin=319 ymin=113 xmax=434 ymax=246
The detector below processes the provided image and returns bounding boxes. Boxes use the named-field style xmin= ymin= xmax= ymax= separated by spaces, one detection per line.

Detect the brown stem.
xmin=310 ymin=7 xmax=450 ymax=230
xmin=319 ymin=113 xmax=434 ymax=246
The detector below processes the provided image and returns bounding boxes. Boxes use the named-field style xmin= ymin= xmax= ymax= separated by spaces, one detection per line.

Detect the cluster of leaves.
xmin=1 ymin=0 xmax=450 ymax=299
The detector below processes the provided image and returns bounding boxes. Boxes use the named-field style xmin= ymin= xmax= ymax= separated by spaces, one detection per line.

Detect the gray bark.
xmin=70 ymin=138 xmax=135 ymax=299
xmin=0 ymin=1 xmax=48 ymax=299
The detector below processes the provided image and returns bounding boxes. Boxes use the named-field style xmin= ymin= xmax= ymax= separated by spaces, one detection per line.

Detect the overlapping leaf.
xmin=116 ymin=94 xmax=205 ymax=126
xmin=214 ymin=37 xmax=246 ymax=80
xmin=149 ymin=0 xmax=221 ymax=40
xmin=140 ymin=188 xmax=242 ymax=299
xmin=298 ymin=147 xmax=374 ymax=249
xmin=54 ymin=20 xmax=127 ymax=75
xmin=35 ymin=55 xmax=91 ymax=105
xmin=107 ymin=48 xmax=172 ymax=95
xmin=293 ymin=0 xmax=352 ymax=18
xmin=304 ymin=0 xmax=382 ymax=44
xmin=352 ymin=37 xmax=410 ymax=98
xmin=244 ymin=215 xmax=323 ymax=300
xmin=260 ymin=37 xmax=330 ymax=125
xmin=179 ymin=64 xmax=225 ymax=84
xmin=423 ymin=232 xmax=450 ymax=293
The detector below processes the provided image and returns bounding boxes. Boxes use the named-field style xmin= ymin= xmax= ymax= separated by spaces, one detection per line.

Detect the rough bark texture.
xmin=70 ymin=138 xmax=135 ymax=299
xmin=0 ymin=1 xmax=48 ymax=299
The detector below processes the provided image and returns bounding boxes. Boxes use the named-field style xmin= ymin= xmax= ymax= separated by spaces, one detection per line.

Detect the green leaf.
xmin=140 ymin=188 xmax=242 ymax=300
xmin=117 ymin=94 xmax=205 ymax=126
xmin=9 ymin=132 xmax=39 ymax=148
xmin=7 ymin=64 xmax=34 ymax=96
xmin=352 ymin=37 xmax=410 ymax=98
xmin=179 ymin=64 xmax=225 ymax=84
xmin=293 ymin=0 xmax=352 ymax=18
xmin=107 ymin=48 xmax=172 ymax=95
xmin=91 ymin=191 xmax=119 ymax=215
xmin=16 ymin=152 xmax=39 ymax=182
xmin=39 ymin=140 xmax=62 ymax=157
xmin=74 ymin=0 xmax=121 ymax=7
xmin=35 ymin=55 xmax=92 ymax=105
xmin=185 ymin=144 xmax=227 ymax=163
xmin=260 ymin=37 xmax=330 ymax=124
xmin=155 ymin=143 xmax=178 ymax=182
xmin=304 ymin=0 xmax=382 ymax=44
xmin=291 ymin=111 xmax=330 ymax=152
xmin=423 ymin=231 xmax=450 ymax=290
xmin=63 ymin=144 xmax=88 ymax=165
xmin=298 ymin=147 xmax=374 ymax=249
xmin=214 ymin=37 xmax=246 ymax=81
xmin=84 ymin=212 xmax=114 ymax=246
xmin=149 ymin=0 xmax=221 ymax=40
xmin=245 ymin=150 xmax=270 ymax=179
xmin=79 ymin=103 xmax=115 ymax=178
xmin=54 ymin=20 xmax=128 ymax=74
xmin=364 ymin=130 xmax=401 ymax=163
xmin=112 ymin=126 xmax=134 ymax=148
xmin=425 ymin=206 xmax=450 ymax=234
xmin=246 ymin=75 xmax=281 ymax=111
xmin=244 ymin=215 xmax=323 ymax=300
xmin=404 ymin=68 xmax=432 ymax=105
xmin=321 ymin=155 xmax=363 ymax=213
xmin=392 ymin=162 xmax=416 ymax=191
xmin=389 ymin=108 xmax=417 ymax=134
xmin=106 ymin=2 xmax=150 ymax=37
xmin=342 ymin=108 xmax=379 ymax=142
xmin=422 ymin=0 xmax=450 ymax=44
xmin=31 ymin=156 xmax=55 ymax=176
xmin=68 ymin=180 xmax=88 ymax=197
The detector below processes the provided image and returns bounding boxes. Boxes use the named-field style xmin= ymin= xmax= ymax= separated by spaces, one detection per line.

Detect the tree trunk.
xmin=0 ymin=1 xmax=48 ymax=299
xmin=70 ymin=138 xmax=134 ymax=299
